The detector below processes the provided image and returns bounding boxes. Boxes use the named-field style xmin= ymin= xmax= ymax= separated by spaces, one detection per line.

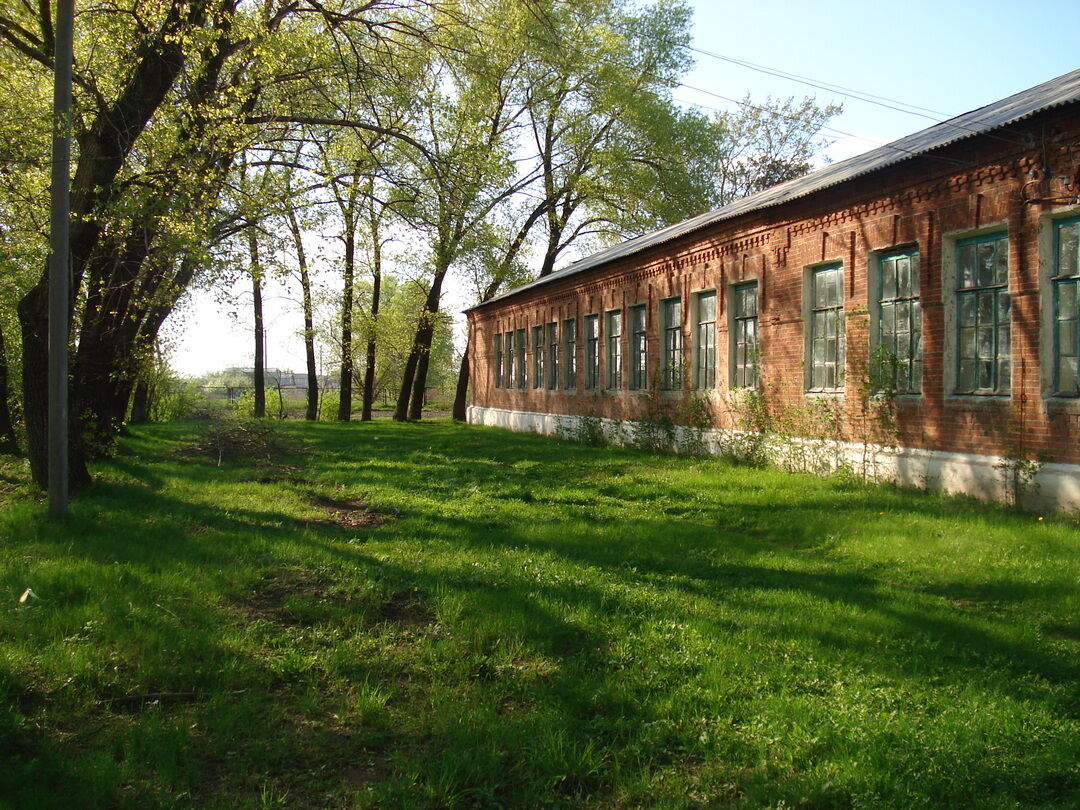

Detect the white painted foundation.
xmin=468 ymin=405 xmax=1080 ymax=513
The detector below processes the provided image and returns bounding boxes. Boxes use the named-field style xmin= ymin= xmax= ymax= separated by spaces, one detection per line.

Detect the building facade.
xmin=465 ymin=71 xmax=1080 ymax=510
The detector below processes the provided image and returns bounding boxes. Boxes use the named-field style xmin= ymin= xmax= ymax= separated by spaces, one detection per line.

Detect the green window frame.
xmin=516 ymin=328 xmax=527 ymax=389
xmin=493 ymin=333 xmax=503 ymax=388
xmin=955 ymin=232 xmax=1010 ymax=395
xmin=696 ymin=291 xmax=716 ymax=389
xmin=547 ymin=322 xmax=559 ymax=390
xmin=504 ymin=331 xmax=514 ymax=388
xmin=732 ymin=282 xmax=759 ymax=390
xmin=563 ymin=318 xmax=577 ymax=390
xmin=585 ymin=314 xmax=599 ymax=389
xmin=809 ymin=264 xmax=845 ymax=391
xmin=1053 ymin=217 xmax=1080 ymax=395
xmin=532 ymin=325 xmax=544 ymax=390
xmin=662 ymin=297 xmax=682 ymax=389
xmin=877 ymin=249 xmax=922 ymax=393
xmin=606 ymin=310 xmax=623 ymax=389
xmin=629 ymin=304 xmax=647 ymax=390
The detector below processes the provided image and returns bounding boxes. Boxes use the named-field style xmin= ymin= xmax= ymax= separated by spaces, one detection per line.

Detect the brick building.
xmin=465 ymin=70 xmax=1080 ymax=510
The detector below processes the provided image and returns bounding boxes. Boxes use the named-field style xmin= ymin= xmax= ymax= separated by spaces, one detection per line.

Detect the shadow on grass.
xmin=2 ymin=418 xmax=1078 ymax=807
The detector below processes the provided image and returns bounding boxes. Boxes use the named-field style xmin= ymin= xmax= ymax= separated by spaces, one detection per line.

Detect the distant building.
xmin=466 ymin=69 xmax=1080 ymax=510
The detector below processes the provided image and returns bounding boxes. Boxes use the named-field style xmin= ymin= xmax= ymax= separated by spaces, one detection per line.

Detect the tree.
xmin=0 ymin=0 xmax=438 ymax=487
xmin=712 ymin=95 xmax=841 ymax=204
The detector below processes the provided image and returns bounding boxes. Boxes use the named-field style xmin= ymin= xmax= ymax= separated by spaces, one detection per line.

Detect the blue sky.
xmin=682 ymin=0 xmax=1080 ymax=161
xmin=169 ymin=1 xmax=1080 ymax=375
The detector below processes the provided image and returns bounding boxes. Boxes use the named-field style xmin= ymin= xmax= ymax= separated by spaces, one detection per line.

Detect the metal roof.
xmin=472 ymin=67 xmax=1080 ymax=311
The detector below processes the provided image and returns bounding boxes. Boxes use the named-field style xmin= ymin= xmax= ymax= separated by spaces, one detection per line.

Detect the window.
xmin=547 ymin=322 xmax=559 ymax=390
xmin=1053 ymin=217 xmax=1080 ymax=395
xmin=877 ymin=249 xmax=922 ymax=393
xmin=629 ymin=304 xmax=647 ymax=390
xmin=662 ymin=297 xmax=682 ymax=389
xmin=606 ymin=310 xmax=623 ymax=389
xmin=956 ymin=233 xmax=1009 ymax=395
xmin=516 ymin=328 xmax=527 ymax=389
xmin=585 ymin=315 xmax=600 ymax=389
xmin=494 ymin=333 xmax=503 ymax=388
xmin=732 ymin=282 xmax=758 ymax=389
xmin=696 ymin=291 xmax=716 ymax=389
xmin=504 ymin=331 xmax=514 ymax=388
xmin=809 ymin=264 xmax=845 ymax=391
xmin=563 ymin=318 xmax=577 ymax=389
xmin=532 ymin=325 xmax=544 ymax=389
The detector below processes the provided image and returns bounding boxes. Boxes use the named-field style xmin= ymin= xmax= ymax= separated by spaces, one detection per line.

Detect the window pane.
xmin=1059 ymin=282 xmax=1077 ymax=320
xmin=1059 ymin=321 xmax=1077 ymax=357
xmin=977 ymin=242 xmax=996 ymax=287
xmin=958 ymin=360 xmax=976 ymax=391
xmin=909 ymin=254 xmax=921 ymax=295
xmin=1060 ymin=356 xmax=1078 ymax=392
xmin=959 ymin=243 xmax=976 ymax=288
xmin=1060 ymin=222 xmax=1080 ymax=277
xmin=699 ymin=291 xmax=716 ymax=322
xmin=882 ymin=258 xmax=897 ymax=299
xmin=897 ymin=256 xmax=910 ymax=298
xmin=997 ymin=358 xmax=1010 ymax=392
xmin=960 ymin=326 xmax=976 ymax=359
xmin=960 ymin=293 xmax=976 ymax=326
xmin=995 ymin=240 xmax=1008 ymax=286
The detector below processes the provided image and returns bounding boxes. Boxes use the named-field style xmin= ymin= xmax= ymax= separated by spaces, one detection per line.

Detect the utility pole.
xmin=48 ymin=0 xmax=74 ymax=518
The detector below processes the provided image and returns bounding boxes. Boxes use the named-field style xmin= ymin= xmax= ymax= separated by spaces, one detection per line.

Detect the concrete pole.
xmin=48 ymin=0 xmax=75 ymax=518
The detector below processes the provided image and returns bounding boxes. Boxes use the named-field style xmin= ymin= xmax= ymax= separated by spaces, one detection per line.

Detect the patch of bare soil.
xmin=379 ymin=587 xmax=434 ymax=629
xmin=306 ymin=494 xmax=391 ymax=530
xmin=241 ymin=568 xmax=336 ymax=625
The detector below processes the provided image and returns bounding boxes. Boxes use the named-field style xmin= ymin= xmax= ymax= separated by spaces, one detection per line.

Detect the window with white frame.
xmin=532 ymin=325 xmax=544 ymax=389
xmin=606 ymin=310 xmax=623 ymax=389
xmin=494 ymin=333 xmax=503 ymax=388
xmin=629 ymin=304 xmax=647 ymax=390
xmin=516 ymin=328 xmax=527 ymax=389
xmin=955 ymin=232 xmax=1010 ymax=395
xmin=547 ymin=322 xmax=559 ymax=390
xmin=662 ymin=297 xmax=682 ymax=389
xmin=809 ymin=264 xmax=845 ymax=391
xmin=585 ymin=314 xmax=599 ymax=389
xmin=877 ymin=248 xmax=922 ymax=393
xmin=696 ymin=291 xmax=716 ymax=389
xmin=563 ymin=318 xmax=577 ymax=390
xmin=732 ymin=282 xmax=758 ymax=389
xmin=1053 ymin=217 xmax=1080 ymax=395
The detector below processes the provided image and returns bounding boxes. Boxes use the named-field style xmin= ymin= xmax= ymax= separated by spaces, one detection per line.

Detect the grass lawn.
xmin=1 ymin=419 xmax=1079 ymax=809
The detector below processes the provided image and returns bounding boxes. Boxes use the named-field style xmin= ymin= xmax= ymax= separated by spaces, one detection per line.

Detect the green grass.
xmin=1 ymin=419 xmax=1079 ymax=809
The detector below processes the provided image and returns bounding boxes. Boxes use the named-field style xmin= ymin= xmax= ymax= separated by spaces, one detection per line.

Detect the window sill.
xmin=944 ymin=394 xmax=1010 ymax=408
xmin=804 ymin=389 xmax=845 ymax=398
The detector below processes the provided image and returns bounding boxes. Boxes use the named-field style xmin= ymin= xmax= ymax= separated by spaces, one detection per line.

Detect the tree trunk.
xmin=360 ymin=237 xmax=381 ymax=422
xmin=451 ymin=275 xmax=505 ymax=422
xmin=451 ymin=347 xmax=469 ymax=422
xmin=130 ymin=379 xmax=150 ymax=424
xmin=0 ymin=321 xmax=20 ymax=454
xmin=17 ymin=281 xmax=91 ymax=490
xmin=285 ymin=204 xmax=319 ymax=421
xmin=337 ymin=214 xmax=355 ymax=421
xmin=250 ymin=229 xmax=265 ymax=419
xmin=395 ymin=262 xmax=449 ymax=421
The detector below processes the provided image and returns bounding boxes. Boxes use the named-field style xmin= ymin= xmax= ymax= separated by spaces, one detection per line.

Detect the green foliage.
xmin=233 ymin=387 xmax=287 ymax=420
xmin=0 ymin=420 xmax=1078 ymax=808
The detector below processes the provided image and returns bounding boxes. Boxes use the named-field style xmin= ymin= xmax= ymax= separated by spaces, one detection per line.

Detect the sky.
xmin=166 ymin=0 xmax=1080 ymax=377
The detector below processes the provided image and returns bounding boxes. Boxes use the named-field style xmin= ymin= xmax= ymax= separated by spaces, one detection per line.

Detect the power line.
xmin=687 ymin=45 xmax=953 ymax=121
xmin=675 ymin=84 xmax=969 ymax=168
xmin=683 ymin=43 xmax=1027 ymax=148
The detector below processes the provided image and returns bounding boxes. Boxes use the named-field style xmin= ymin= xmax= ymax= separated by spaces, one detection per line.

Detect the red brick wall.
xmin=467 ymin=105 xmax=1080 ymax=465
